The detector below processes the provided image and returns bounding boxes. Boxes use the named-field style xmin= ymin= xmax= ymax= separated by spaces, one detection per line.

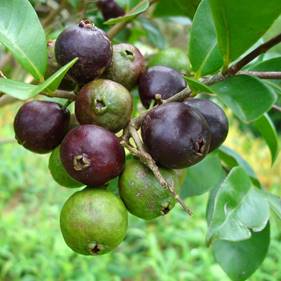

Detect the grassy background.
xmin=0 ymin=104 xmax=281 ymax=281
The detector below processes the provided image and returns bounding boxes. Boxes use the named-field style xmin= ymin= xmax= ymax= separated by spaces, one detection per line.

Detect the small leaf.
xmin=207 ymin=167 xmax=270 ymax=243
xmin=218 ymin=146 xmax=259 ymax=186
xmin=209 ymin=0 xmax=281 ymax=66
xmin=184 ymin=77 xmax=214 ymax=94
xmin=154 ymin=0 xmax=201 ymax=19
xmin=212 ymin=223 xmax=270 ymax=281
xmin=253 ymin=114 xmax=279 ymax=164
xmin=265 ymin=192 xmax=281 ymax=220
xmin=104 ymin=0 xmax=149 ymax=25
xmin=0 ymin=59 xmax=77 ymax=100
xmin=0 ymin=0 xmax=48 ymax=81
xmin=181 ymin=154 xmax=225 ymax=198
xmin=188 ymin=0 xmax=223 ymax=77
xmin=211 ymin=75 xmax=277 ymax=122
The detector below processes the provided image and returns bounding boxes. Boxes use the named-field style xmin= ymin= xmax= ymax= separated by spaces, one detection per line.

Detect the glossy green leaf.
xmin=211 ymin=75 xmax=277 ymax=122
xmin=218 ymin=146 xmax=259 ymax=186
xmin=188 ymin=0 xmax=223 ymax=77
xmin=209 ymin=0 xmax=281 ymax=66
xmin=184 ymin=77 xmax=214 ymax=94
xmin=0 ymin=0 xmax=47 ymax=81
xmin=213 ymin=223 xmax=270 ymax=281
xmin=207 ymin=167 xmax=270 ymax=243
xmin=154 ymin=0 xmax=201 ymax=19
xmin=0 ymin=59 xmax=77 ymax=100
xmin=253 ymin=114 xmax=279 ymax=164
xmin=104 ymin=0 xmax=149 ymax=25
xmin=181 ymin=154 xmax=225 ymax=198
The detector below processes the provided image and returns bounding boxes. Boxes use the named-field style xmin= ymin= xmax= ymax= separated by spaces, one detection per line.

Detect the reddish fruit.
xmin=60 ymin=125 xmax=125 ymax=186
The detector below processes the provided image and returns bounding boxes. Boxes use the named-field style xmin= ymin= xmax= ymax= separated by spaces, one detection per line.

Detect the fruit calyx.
xmin=93 ymin=97 xmax=107 ymax=114
xmin=121 ymin=49 xmax=134 ymax=61
xmin=193 ymin=137 xmax=208 ymax=156
xmin=79 ymin=19 xmax=94 ymax=29
xmin=160 ymin=202 xmax=172 ymax=215
xmin=73 ymin=154 xmax=91 ymax=171
xmin=88 ymin=242 xmax=105 ymax=255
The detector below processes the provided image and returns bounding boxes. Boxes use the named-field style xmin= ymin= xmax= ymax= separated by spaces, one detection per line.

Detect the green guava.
xmin=49 ymin=146 xmax=83 ymax=188
xmin=60 ymin=188 xmax=128 ymax=255
xmin=75 ymin=79 xmax=133 ymax=133
xmin=118 ymin=158 xmax=180 ymax=220
xmin=148 ymin=48 xmax=190 ymax=73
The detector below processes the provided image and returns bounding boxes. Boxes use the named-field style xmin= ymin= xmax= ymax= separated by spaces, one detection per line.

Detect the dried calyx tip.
xmin=79 ymin=19 xmax=94 ymax=28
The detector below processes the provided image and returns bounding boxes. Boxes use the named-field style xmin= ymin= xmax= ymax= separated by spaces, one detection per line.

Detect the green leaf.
xmin=209 ymin=0 xmax=281 ymax=66
xmin=139 ymin=18 xmax=166 ymax=49
xmin=154 ymin=0 xmax=201 ymax=19
xmin=104 ymin=0 xmax=149 ymax=25
xmin=184 ymin=77 xmax=214 ymax=94
xmin=249 ymin=57 xmax=281 ymax=95
xmin=188 ymin=0 xmax=223 ymax=77
xmin=253 ymin=114 xmax=279 ymax=164
xmin=265 ymin=192 xmax=281 ymax=220
xmin=0 ymin=59 xmax=77 ymax=100
xmin=207 ymin=167 xmax=270 ymax=243
xmin=212 ymin=223 xmax=270 ymax=281
xmin=0 ymin=0 xmax=48 ymax=81
xmin=211 ymin=75 xmax=277 ymax=122
xmin=181 ymin=154 xmax=225 ymax=198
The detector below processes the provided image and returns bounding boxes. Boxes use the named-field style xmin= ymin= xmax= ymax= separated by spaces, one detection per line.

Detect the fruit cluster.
xmin=13 ymin=19 xmax=228 ymax=256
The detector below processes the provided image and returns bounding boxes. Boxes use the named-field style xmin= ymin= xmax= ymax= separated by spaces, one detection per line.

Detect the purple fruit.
xmin=138 ymin=66 xmax=186 ymax=108
xmin=60 ymin=125 xmax=125 ymax=186
xmin=55 ymin=20 xmax=112 ymax=84
xmin=141 ymin=102 xmax=211 ymax=169
xmin=14 ymin=101 xmax=70 ymax=154
xmin=97 ymin=0 xmax=125 ymax=20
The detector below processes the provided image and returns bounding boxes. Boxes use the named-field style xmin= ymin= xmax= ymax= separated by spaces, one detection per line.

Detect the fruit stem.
xmin=122 ymin=126 xmax=193 ymax=216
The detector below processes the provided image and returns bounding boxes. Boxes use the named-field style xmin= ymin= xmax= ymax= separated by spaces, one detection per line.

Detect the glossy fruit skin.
xmin=49 ymin=146 xmax=84 ymax=188
xmin=97 ymin=0 xmax=125 ymax=20
xmin=55 ymin=20 xmax=112 ymax=84
xmin=141 ymin=102 xmax=211 ymax=169
xmin=119 ymin=159 xmax=178 ymax=220
xmin=14 ymin=101 xmax=70 ymax=154
xmin=60 ymin=125 xmax=125 ymax=186
xmin=60 ymin=188 xmax=128 ymax=255
xmin=75 ymin=79 xmax=133 ymax=133
xmin=184 ymin=99 xmax=229 ymax=152
xmin=104 ymin=43 xmax=145 ymax=90
xmin=138 ymin=66 xmax=186 ymax=108
xmin=148 ymin=48 xmax=190 ymax=73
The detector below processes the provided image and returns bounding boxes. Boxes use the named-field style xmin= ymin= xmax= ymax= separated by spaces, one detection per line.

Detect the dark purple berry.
xmin=14 ymin=101 xmax=70 ymax=154
xmin=141 ymin=102 xmax=211 ymax=169
xmin=97 ymin=0 xmax=125 ymax=21
xmin=184 ymin=99 xmax=229 ymax=152
xmin=138 ymin=66 xmax=186 ymax=108
xmin=60 ymin=125 xmax=125 ymax=186
xmin=55 ymin=20 xmax=112 ymax=84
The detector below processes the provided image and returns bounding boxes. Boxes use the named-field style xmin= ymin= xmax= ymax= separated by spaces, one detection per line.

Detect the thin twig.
xmin=226 ymin=33 xmax=281 ymax=75
xmin=0 ymin=138 xmax=16 ymax=145
xmin=239 ymin=71 xmax=281 ymax=79
xmin=272 ymin=105 xmax=281 ymax=113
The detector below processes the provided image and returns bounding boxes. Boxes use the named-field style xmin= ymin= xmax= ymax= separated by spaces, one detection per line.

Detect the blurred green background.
xmin=0 ymin=104 xmax=280 ymax=281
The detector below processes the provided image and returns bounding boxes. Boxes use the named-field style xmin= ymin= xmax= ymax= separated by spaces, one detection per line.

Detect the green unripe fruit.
xmin=49 ymin=146 xmax=83 ymax=188
xmin=104 ymin=43 xmax=145 ymax=90
xmin=148 ymin=48 xmax=190 ymax=73
xmin=118 ymin=159 xmax=179 ymax=220
xmin=60 ymin=188 xmax=128 ymax=255
xmin=75 ymin=79 xmax=133 ymax=133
